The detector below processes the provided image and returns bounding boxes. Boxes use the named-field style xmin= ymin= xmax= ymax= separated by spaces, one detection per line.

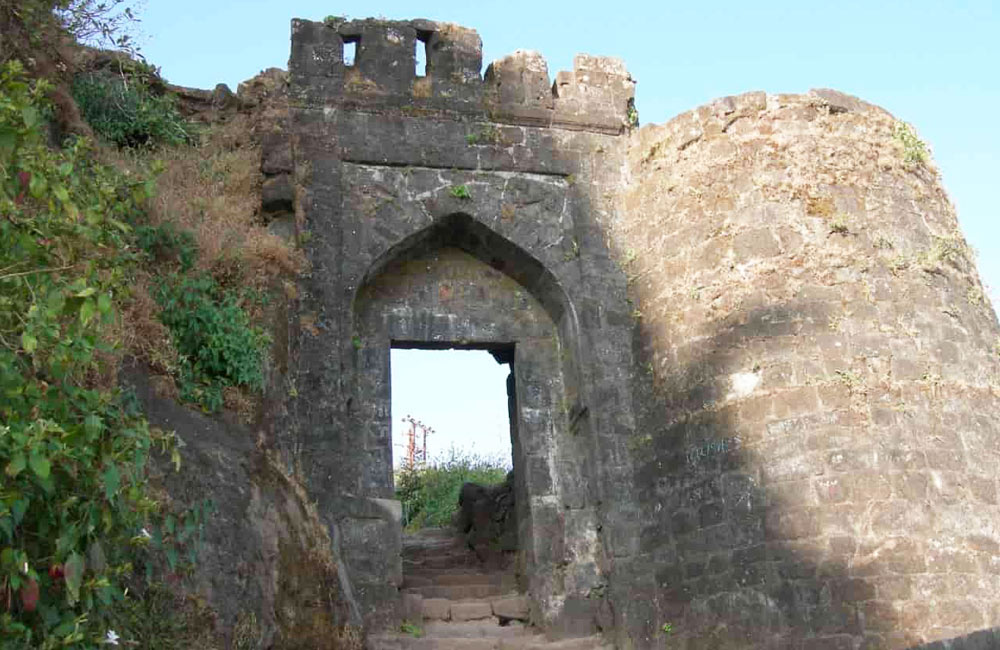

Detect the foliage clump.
xmin=1 ymin=0 xmax=299 ymax=644
xmin=626 ymin=98 xmax=639 ymax=128
xmin=72 ymin=70 xmax=193 ymax=148
xmin=0 ymin=60 xmax=190 ymax=648
xmin=135 ymin=222 xmax=197 ymax=272
xmin=101 ymin=107 xmax=304 ymax=415
xmin=395 ymin=450 xmax=509 ymax=530
xmin=465 ymin=124 xmax=504 ymax=146
xmin=448 ymin=184 xmax=471 ymax=200
xmin=53 ymin=0 xmax=143 ymax=55
xmin=2 ymin=0 xmax=143 ymax=65
xmin=155 ymin=273 xmax=269 ymax=413
xmin=893 ymin=121 xmax=929 ymax=166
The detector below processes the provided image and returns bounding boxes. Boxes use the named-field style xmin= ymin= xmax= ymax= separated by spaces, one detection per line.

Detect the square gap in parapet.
xmin=342 ymin=36 xmax=358 ymax=67
xmin=415 ymin=30 xmax=432 ymax=78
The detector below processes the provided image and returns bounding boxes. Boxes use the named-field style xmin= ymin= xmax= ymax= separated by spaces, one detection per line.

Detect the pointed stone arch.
xmin=351 ymin=212 xmax=590 ymax=623
xmin=357 ymin=212 xmax=575 ymax=326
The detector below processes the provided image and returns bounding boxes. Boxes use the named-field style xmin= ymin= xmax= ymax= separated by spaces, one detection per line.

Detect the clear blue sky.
xmin=136 ymin=1 xmax=999 ymax=453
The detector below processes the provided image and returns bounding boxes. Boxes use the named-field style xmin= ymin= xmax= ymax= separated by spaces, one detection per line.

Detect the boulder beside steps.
xmin=367 ymin=528 xmax=609 ymax=650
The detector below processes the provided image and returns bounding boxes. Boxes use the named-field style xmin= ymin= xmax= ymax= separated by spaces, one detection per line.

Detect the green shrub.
xmin=0 ymin=61 xmax=187 ymax=648
xmin=448 ymin=184 xmax=471 ymax=200
xmin=72 ymin=71 xmax=192 ymax=148
xmin=893 ymin=121 xmax=929 ymax=166
xmin=626 ymin=98 xmax=639 ymax=128
xmin=395 ymin=450 xmax=509 ymax=530
xmin=154 ymin=273 xmax=269 ymax=412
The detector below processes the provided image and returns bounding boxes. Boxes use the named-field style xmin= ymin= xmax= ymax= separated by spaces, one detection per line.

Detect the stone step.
xmin=367 ymin=634 xmax=608 ymax=650
xmin=402 ymin=550 xmax=469 ymax=562
xmin=406 ymin=583 xmax=509 ymax=600
xmin=489 ymin=595 xmax=531 ymax=621
xmin=423 ymin=597 xmax=495 ymax=622
xmin=421 ymin=621 xmax=532 ymax=638
xmin=405 ymin=565 xmax=508 ymax=577
xmin=403 ymin=555 xmax=479 ymax=568
xmin=402 ymin=538 xmax=466 ymax=550
xmin=402 ymin=575 xmax=435 ymax=588
xmin=397 ymin=529 xmax=538 ymax=647
xmin=403 ymin=572 xmax=514 ymax=589
xmin=402 ymin=546 xmax=466 ymax=558
xmin=405 ymin=527 xmax=457 ymax=539
xmin=403 ymin=570 xmax=517 ymax=589
xmin=522 ymin=637 xmax=609 ymax=650
xmin=367 ymin=635 xmax=499 ymax=650
xmin=404 ymin=556 xmax=482 ymax=570
xmin=420 ymin=595 xmax=530 ymax=622
xmin=403 ymin=541 xmax=472 ymax=553
xmin=402 ymin=532 xmax=466 ymax=548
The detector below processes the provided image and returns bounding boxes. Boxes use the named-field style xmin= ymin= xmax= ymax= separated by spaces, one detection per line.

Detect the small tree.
xmin=54 ymin=0 xmax=143 ymax=56
xmin=0 ymin=0 xmax=144 ymax=61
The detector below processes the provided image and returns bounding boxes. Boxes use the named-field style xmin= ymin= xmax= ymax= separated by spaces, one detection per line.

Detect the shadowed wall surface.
xmin=613 ymin=90 xmax=1000 ymax=649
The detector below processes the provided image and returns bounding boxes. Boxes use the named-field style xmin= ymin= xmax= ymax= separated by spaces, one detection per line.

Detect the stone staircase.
xmin=368 ymin=528 xmax=609 ymax=650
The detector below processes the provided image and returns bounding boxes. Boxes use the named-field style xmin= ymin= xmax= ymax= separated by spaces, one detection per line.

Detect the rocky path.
xmin=368 ymin=528 xmax=608 ymax=650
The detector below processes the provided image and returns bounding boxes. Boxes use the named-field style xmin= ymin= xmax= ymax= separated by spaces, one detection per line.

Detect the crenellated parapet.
xmin=485 ymin=51 xmax=636 ymax=132
xmin=289 ymin=17 xmax=634 ymax=134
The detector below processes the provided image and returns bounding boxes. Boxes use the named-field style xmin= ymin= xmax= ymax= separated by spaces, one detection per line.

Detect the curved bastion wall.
xmin=280 ymin=16 xmax=1000 ymax=649
xmin=611 ymin=89 xmax=1000 ymax=648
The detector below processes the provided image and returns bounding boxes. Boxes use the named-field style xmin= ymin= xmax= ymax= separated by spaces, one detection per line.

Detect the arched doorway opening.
xmin=352 ymin=215 xmax=579 ymax=622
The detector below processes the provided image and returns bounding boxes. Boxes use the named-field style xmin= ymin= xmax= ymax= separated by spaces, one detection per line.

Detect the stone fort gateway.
xmin=195 ymin=15 xmax=1000 ymax=650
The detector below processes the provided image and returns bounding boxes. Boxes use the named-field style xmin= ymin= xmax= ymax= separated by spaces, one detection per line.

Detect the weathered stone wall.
xmin=611 ymin=90 xmax=1000 ymax=648
xmin=281 ymin=15 xmax=1000 ymax=649
xmin=126 ymin=368 xmax=361 ymax=649
xmin=285 ymin=17 xmax=640 ymax=635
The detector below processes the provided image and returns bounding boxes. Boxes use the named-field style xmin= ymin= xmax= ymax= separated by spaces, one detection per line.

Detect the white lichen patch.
xmin=728 ymin=370 xmax=761 ymax=400
xmin=386 ymin=28 xmax=404 ymax=44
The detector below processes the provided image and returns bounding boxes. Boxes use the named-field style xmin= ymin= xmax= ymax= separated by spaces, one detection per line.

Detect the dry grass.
xmin=223 ymin=385 xmax=256 ymax=425
xmin=144 ymin=115 xmax=304 ymax=284
xmin=105 ymin=114 xmax=305 ymax=289
xmin=803 ymin=194 xmax=835 ymax=218
xmin=81 ymin=269 xmax=177 ymax=391
xmin=117 ymin=270 xmax=179 ymax=374
xmin=99 ymin=115 xmax=305 ymax=380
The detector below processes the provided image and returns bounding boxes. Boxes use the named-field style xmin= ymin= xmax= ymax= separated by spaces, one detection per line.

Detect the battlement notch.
xmin=290 ymin=17 xmax=635 ymax=134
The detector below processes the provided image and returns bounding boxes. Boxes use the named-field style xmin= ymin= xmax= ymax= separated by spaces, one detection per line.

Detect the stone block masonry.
xmin=275 ymin=15 xmax=1000 ymax=650
xmin=285 ymin=16 xmax=637 ymax=635
xmin=615 ymin=90 xmax=1000 ymax=649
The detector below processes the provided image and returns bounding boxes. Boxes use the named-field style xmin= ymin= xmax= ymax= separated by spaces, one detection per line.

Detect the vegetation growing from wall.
xmin=108 ymin=113 xmax=304 ymax=415
xmin=88 ymin=79 xmax=304 ymax=415
xmin=395 ymin=450 xmax=508 ymax=530
xmin=893 ymin=121 xmax=929 ymax=166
